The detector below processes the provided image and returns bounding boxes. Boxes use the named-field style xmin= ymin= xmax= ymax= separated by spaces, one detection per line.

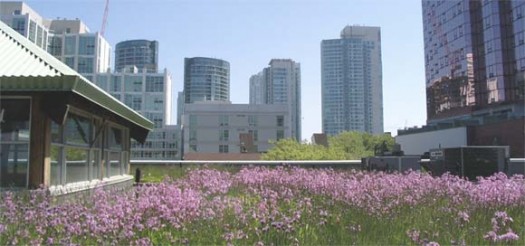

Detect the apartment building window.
xmin=65 ymin=36 xmax=76 ymax=55
xmin=124 ymin=76 xmax=143 ymax=92
xmin=219 ymin=145 xmax=229 ymax=153
xmin=219 ymin=130 xmax=229 ymax=141
xmin=79 ymin=36 xmax=96 ymax=55
xmin=189 ymin=129 xmax=197 ymax=141
xmin=77 ymin=57 xmax=94 ymax=73
xmin=110 ymin=77 xmax=122 ymax=92
xmin=11 ymin=17 xmax=25 ymax=34
xmin=276 ymin=130 xmax=284 ymax=140
xmin=277 ymin=115 xmax=284 ymax=127
xmin=249 ymin=129 xmax=258 ymax=141
xmin=124 ymin=95 xmax=142 ymax=110
xmin=248 ymin=115 xmax=257 ymax=127
xmin=190 ymin=144 xmax=197 ymax=152
xmin=28 ymin=21 xmax=36 ymax=42
xmin=146 ymin=76 xmax=164 ymax=92
xmin=219 ymin=115 xmax=229 ymax=126
xmin=65 ymin=57 xmax=75 ymax=70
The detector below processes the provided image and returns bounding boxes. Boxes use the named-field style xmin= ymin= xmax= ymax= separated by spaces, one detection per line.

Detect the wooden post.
xmin=29 ymin=96 xmax=50 ymax=188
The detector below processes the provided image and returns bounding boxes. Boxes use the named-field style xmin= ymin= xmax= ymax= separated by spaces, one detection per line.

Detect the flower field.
xmin=1 ymin=166 xmax=524 ymax=245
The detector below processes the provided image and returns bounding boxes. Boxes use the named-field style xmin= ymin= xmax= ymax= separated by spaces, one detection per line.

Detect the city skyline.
xmin=15 ymin=0 xmax=427 ymax=139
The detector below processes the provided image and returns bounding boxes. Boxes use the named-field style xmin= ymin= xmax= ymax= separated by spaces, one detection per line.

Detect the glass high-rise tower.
xmin=115 ymin=40 xmax=159 ymax=73
xmin=250 ymin=59 xmax=302 ymax=141
xmin=184 ymin=57 xmax=230 ymax=104
xmin=321 ymin=25 xmax=384 ymax=136
xmin=422 ymin=0 xmax=524 ymax=122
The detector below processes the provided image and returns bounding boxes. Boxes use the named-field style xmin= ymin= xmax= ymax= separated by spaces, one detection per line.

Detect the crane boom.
xmin=100 ymin=0 xmax=109 ymax=36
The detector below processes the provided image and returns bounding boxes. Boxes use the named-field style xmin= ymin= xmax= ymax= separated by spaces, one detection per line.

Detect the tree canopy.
xmin=262 ymin=131 xmax=395 ymax=160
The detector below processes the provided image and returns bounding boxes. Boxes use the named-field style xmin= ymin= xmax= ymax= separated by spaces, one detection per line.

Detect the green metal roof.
xmin=0 ymin=20 xmax=154 ymax=141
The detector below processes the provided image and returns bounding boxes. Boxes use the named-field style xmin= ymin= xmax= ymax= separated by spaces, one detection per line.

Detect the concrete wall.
xmin=395 ymin=127 xmax=468 ymax=156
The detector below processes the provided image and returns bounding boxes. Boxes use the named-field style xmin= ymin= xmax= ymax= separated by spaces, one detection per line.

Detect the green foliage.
xmin=262 ymin=131 xmax=395 ymax=160
xmin=261 ymin=139 xmax=344 ymax=160
xmin=329 ymin=131 xmax=395 ymax=159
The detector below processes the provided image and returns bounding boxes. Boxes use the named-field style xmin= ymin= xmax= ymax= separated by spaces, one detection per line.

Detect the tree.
xmin=261 ymin=138 xmax=344 ymax=160
xmin=262 ymin=131 xmax=395 ymax=160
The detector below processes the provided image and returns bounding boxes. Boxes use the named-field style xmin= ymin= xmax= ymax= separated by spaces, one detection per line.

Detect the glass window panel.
xmin=77 ymin=57 xmax=94 ymax=73
xmin=50 ymin=145 xmax=61 ymax=186
xmin=124 ymin=76 xmax=143 ymax=92
xmin=65 ymin=147 xmax=88 ymax=183
xmin=78 ymin=36 xmax=95 ymax=55
xmin=108 ymin=127 xmax=123 ymax=150
xmin=145 ymin=76 xmax=164 ymax=92
xmin=90 ymin=150 xmax=100 ymax=180
xmin=11 ymin=17 xmax=25 ymax=34
xmin=0 ymin=144 xmax=28 ymax=188
xmin=48 ymin=36 xmax=63 ymax=56
xmin=277 ymin=115 xmax=284 ymax=127
xmin=110 ymin=76 xmax=122 ymax=92
xmin=108 ymin=152 xmax=121 ymax=177
xmin=28 ymin=21 xmax=35 ymax=42
xmin=65 ymin=114 xmax=91 ymax=146
xmin=65 ymin=36 xmax=76 ymax=55
xmin=1 ymin=99 xmax=31 ymax=142
xmin=65 ymin=57 xmax=75 ymax=69
xmin=277 ymin=130 xmax=284 ymax=140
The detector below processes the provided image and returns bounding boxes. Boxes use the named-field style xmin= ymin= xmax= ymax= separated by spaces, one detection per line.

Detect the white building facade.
xmin=182 ymin=103 xmax=291 ymax=154
xmin=321 ymin=25 xmax=384 ymax=136
xmin=92 ymin=68 xmax=180 ymax=160
xmin=0 ymin=1 xmax=49 ymax=49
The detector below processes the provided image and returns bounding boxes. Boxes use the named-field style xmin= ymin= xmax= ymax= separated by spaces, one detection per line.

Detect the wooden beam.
xmin=28 ymin=96 xmax=50 ymax=188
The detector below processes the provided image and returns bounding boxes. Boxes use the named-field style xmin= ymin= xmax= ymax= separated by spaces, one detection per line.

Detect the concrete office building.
xmin=396 ymin=1 xmax=524 ymax=158
xmin=115 ymin=39 xmax=159 ymax=73
xmin=321 ymin=25 xmax=384 ymax=136
xmin=250 ymin=59 xmax=302 ymax=141
xmin=92 ymin=68 xmax=181 ymax=160
xmin=184 ymin=57 xmax=230 ymax=103
xmin=0 ymin=1 xmax=49 ymax=49
xmin=182 ymin=103 xmax=291 ymax=155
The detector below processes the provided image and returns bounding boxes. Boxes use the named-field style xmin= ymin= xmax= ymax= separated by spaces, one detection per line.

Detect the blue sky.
xmin=24 ymin=0 xmax=427 ymax=139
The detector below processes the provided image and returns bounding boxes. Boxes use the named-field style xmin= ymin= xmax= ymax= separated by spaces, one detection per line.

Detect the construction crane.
xmin=100 ymin=0 xmax=109 ymax=36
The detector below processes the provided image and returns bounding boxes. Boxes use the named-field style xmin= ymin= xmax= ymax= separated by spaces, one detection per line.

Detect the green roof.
xmin=0 ymin=20 xmax=153 ymax=142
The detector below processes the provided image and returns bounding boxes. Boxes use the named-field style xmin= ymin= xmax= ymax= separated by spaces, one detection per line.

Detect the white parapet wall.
xmin=395 ymin=127 xmax=468 ymax=156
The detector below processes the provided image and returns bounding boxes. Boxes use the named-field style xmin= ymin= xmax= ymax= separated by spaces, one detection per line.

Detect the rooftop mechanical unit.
xmin=422 ymin=146 xmax=509 ymax=180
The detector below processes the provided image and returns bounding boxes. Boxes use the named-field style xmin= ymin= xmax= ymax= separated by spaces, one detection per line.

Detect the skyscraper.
xmin=422 ymin=0 xmax=524 ymax=122
xmin=115 ymin=39 xmax=159 ymax=73
xmin=396 ymin=0 xmax=524 ymax=158
xmin=184 ymin=57 xmax=230 ymax=104
xmin=321 ymin=25 xmax=383 ymax=136
xmin=250 ymin=59 xmax=302 ymax=141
